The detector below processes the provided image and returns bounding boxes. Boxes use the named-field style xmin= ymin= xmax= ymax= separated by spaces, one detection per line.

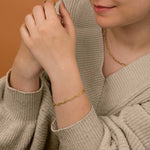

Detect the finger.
xmin=43 ymin=1 xmax=59 ymax=21
xmin=32 ymin=5 xmax=46 ymax=25
xmin=25 ymin=13 xmax=36 ymax=35
xmin=20 ymin=23 xmax=31 ymax=45
xmin=59 ymin=0 xmax=75 ymax=34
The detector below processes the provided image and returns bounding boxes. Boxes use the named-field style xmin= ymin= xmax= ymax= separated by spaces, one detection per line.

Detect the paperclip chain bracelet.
xmin=53 ymin=88 xmax=86 ymax=106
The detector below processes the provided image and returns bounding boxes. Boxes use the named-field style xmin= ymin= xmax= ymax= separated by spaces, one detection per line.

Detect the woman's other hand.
xmin=10 ymin=40 xmax=43 ymax=92
xmin=20 ymin=0 xmax=76 ymax=82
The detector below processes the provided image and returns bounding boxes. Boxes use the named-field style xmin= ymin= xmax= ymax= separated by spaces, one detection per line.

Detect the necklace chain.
xmin=103 ymin=28 xmax=128 ymax=66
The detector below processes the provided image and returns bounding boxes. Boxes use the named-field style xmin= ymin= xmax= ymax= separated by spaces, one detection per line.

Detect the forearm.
xmin=50 ymin=62 xmax=91 ymax=129
xmin=10 ymin=68 xmax=40 ymax=92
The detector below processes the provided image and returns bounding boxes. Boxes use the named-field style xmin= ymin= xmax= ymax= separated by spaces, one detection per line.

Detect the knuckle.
xmin=20 ymin=23 xmax=27 ymax=33
xmin=32 ymin=5 xmax=42 ymax=12
xmin=25 ymin=14 xmax=31 ymax=22
xmin=50 ymin=19 xmax=59 ymax=27
xmin=37 ymin=25 xmax=46 ymax=33
xmin=20 ymin=24 xmax=24 ymax=31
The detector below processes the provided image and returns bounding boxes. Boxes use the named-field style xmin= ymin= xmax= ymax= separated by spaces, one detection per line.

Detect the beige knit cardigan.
xmin=0 ymin=0 xmax=150 ymax=149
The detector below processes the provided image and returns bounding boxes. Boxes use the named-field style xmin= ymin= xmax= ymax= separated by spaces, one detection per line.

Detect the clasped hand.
xmin=20 ymin=0 xmax=77 ymax=80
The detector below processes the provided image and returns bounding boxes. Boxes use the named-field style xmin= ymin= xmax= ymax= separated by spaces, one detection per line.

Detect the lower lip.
xmin=94 ymin=6 xmax=115 ymax=13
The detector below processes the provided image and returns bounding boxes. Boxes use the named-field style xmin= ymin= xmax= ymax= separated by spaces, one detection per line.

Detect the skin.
xmin=90 ymin=0 xmax=150 ymax=56
xmin=10 ymin=0 xmax=150 ymax=91
xmin=19 ymin=0 xmax=76 ymax=81
xmin=10 ymin=1 xmax=64 ymax=92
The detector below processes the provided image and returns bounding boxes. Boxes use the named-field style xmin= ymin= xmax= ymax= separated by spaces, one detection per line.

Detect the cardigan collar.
xmin=97 ymin=28 xmax=150 ymax=115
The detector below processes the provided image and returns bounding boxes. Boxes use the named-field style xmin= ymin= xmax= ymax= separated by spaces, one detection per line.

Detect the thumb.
xmin=59 ymin=0 xmax=75 ymax=35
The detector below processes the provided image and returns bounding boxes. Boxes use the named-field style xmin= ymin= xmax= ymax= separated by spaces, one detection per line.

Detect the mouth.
xmin=94 ymin=4 xmax=116 ymax=8
xmin=93 ymin=4 xmax=116 ymax=13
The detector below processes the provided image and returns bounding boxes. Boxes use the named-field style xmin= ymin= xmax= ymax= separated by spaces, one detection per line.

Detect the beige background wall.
xmin=0 ymin=0 xmax=43 ymax=78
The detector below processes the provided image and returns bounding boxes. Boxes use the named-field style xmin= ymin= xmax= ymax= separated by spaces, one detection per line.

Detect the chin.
xmin=95 ymin=18 xmax=116 ymax=29
xmin=94 ymin=14 xmax=126 ymax=29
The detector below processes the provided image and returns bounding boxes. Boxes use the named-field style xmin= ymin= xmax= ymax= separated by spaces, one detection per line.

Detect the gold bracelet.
xmin=53 ymin=88 xmax=86 ymax=106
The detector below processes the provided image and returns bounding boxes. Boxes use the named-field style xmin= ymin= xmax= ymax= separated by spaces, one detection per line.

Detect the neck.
xmin=107 ymin=17 xmax=150 ymax=53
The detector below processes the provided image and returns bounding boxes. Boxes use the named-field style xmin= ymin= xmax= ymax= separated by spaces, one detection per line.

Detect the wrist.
xmin=48 ymin=61 xmax=80 ymax=84
xmin=49 ymin=63 xmax=84 ymax=102
xmin=9 ymin=69 xmax=41 ymax=92
xmin=12 ymin=61 xmax=41 ymax=80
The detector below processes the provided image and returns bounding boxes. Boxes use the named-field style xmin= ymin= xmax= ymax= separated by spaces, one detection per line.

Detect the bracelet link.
xmin=53 ymin=88 xmax=86 ymax=106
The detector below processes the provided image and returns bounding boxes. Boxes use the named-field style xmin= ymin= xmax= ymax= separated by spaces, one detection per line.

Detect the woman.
xmin=0 ymin=0 xmax=150 ymax=149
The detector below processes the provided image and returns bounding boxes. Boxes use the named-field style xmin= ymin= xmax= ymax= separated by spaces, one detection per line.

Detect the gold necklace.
xmin=103 ymin=28 xmax=128 ymax=66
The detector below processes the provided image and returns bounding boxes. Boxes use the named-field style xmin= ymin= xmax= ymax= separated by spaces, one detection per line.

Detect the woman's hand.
xmin=20 ymin=0 xmax=76 ymax=81
xmin=12 ymin=40 xmax=43 ymax=80
xmin=10 ymin=40 xmax=43 ymax=92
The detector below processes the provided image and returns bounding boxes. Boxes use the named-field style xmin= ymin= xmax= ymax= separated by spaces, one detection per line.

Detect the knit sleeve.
xmin=51 ymin=98 xmax=150 ymax=150
xmin=0 ymin=69 xmax=44 ymax=149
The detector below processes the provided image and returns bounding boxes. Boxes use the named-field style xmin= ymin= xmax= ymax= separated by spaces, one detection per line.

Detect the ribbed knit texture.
xmin=0 ymin=0 xmax=150 ymax=149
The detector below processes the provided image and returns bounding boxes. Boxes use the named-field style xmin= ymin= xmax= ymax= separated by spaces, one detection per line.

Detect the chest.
xmin=102 ymin=46 xmax=125 ymax=78
xmin=98 ymin=47 xmax=150 ymax=115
